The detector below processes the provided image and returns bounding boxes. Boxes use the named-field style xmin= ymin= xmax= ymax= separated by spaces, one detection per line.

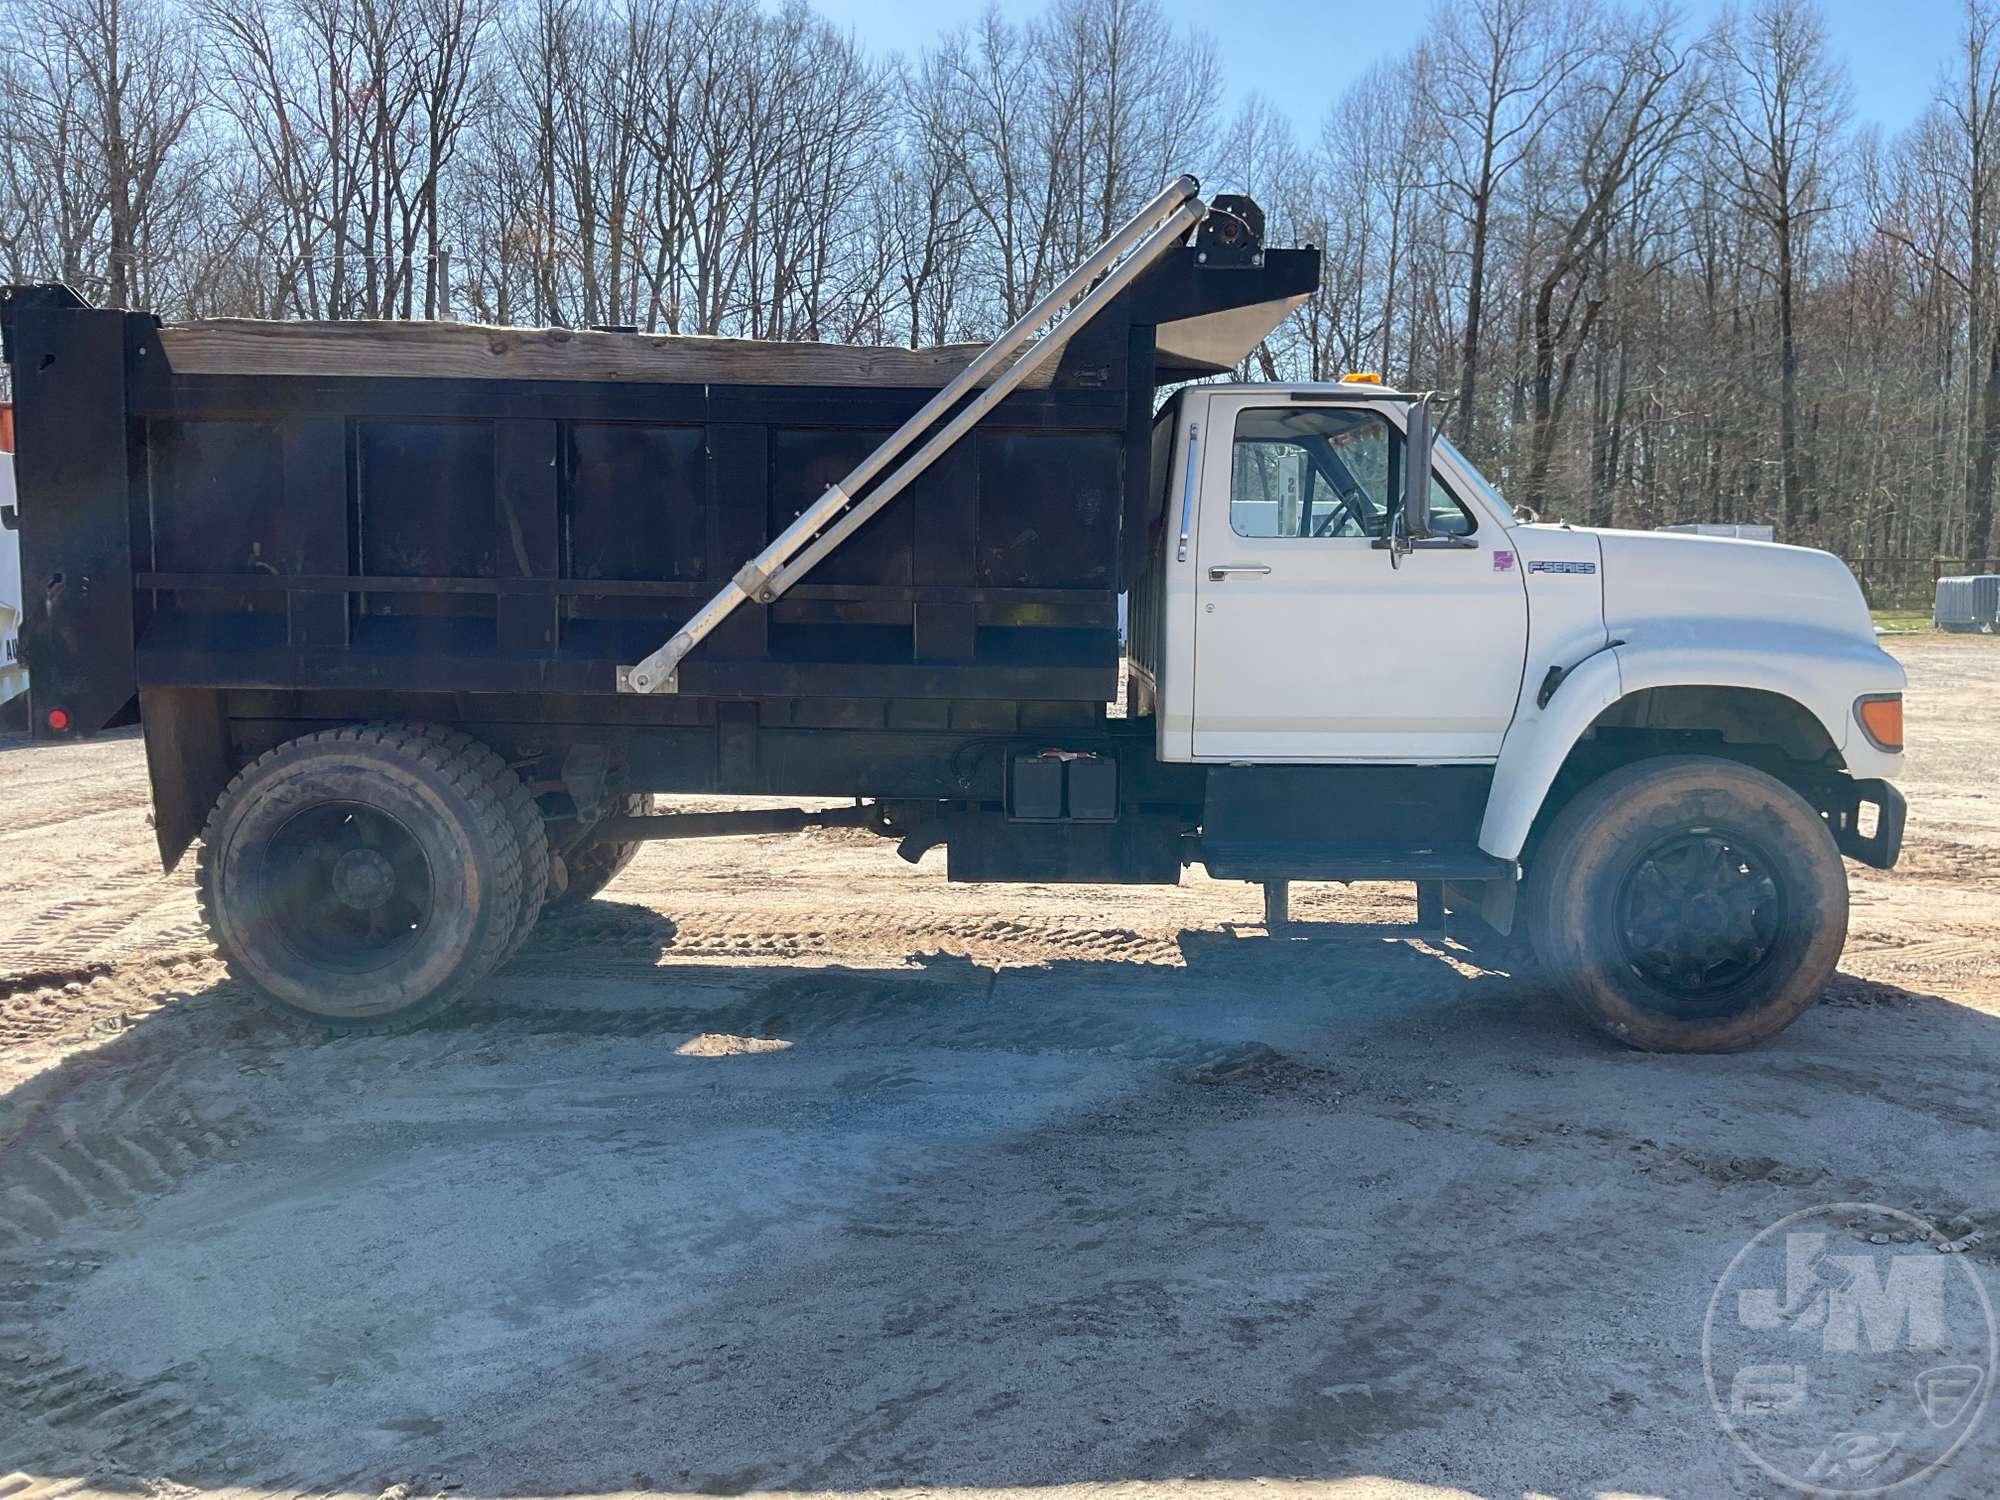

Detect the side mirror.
xmin=1402 ymin=399 xmax=1434 ymax=543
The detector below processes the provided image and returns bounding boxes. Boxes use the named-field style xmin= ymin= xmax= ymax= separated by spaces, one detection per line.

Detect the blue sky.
xmin=811 ymin=0 xmax=1962 ymax=141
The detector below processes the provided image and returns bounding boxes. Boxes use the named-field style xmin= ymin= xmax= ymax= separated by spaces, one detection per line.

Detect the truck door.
xmin=1190 ymin=393 xmax=1529 ymax=761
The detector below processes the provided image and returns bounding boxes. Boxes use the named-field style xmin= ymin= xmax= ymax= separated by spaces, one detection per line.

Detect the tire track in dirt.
xmin=0 ymin=795 xmax=152 ymax=841
xmin=0 ymin=848 xmax=159 ymax=894
xmin=436 ymin=971 xmax=1375 ymax=1075
xmin=0 ymin=996 xmax=258 ymax=1245
xmin=0 ymin=1344 xmax=219 ymax=1477
xmin=0 ymin=1470 xmax=95 ymax=1500
xmin=0 ymin=1093 xmax=250 ymax=1250
xmin=1888 ymin=837 xmax=2000 ymax=883
xmin=0 ymin=858 xmax=199 ymax=977
xmin=0 ymin=734 xmax=196 ymax=997
xmin=1850 ymin=935 xmax=2000 ymax=966
xmin=517 ymin=908 xmax=1187 ymax=967
xmin=0 ymin=953 xmax=218 ymax=1052
xmin=0 ymin=1013 xmax=264 ymax=1487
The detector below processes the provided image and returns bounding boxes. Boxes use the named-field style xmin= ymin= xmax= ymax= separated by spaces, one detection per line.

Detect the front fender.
xmin=1614 ymin=623 xmax=1904 ymax=780
xmin=1477 ymin=624 xmax=1907 ymax=860
xmin=1479 ymin=648 xmax=1624 ymax=860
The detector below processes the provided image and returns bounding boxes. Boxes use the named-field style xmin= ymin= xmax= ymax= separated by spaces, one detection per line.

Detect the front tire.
xmin=196 ymin=723 xmax=526 ymax=1032
xmin=1525 ymin=755 xmax=1849 ymax=1052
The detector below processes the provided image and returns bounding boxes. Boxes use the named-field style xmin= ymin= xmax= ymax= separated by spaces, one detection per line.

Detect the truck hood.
xmin=1583 ymin=528 xmax=1876 ymax=644
xmin=1532 ymin=525 xmax=1905 ymax=775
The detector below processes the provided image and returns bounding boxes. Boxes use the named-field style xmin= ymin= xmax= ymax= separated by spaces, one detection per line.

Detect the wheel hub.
xmin=1684 ymin=891 xmax=1729 ymax=939
xmin=331 ymin=847 xmax=397 ymax=909
xmin=264 ymin=802 xmax=435 ymax=972
xmin=1614 ymin=829 xmax=1786 ymax=1005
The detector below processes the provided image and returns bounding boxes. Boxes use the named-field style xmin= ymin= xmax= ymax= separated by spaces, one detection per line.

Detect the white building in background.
xmin=1658 ymin=522 xmax=1776 ymax=542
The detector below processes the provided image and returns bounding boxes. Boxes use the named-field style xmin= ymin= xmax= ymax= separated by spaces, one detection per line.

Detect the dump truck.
xmin=1 ymin=177 xmax=1907 ymax=1051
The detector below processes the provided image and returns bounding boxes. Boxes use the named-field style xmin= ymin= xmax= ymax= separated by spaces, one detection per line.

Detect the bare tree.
xmin=1427 ymin=0 xmax=1589 ymax=448
xmin=1710 ymin=0 xmax=1849 ymax=540
xmin=1519 ymin=4 xmax=1701 ymax=511
xmin=2 ymin=0 xmax=205 ymax=307
xmin=1935 ymin=0 xmax=2000 ymax=556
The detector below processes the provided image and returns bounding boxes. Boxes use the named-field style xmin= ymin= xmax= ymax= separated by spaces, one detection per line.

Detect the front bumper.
xmin=1824 ymin=777 xmax=1906 ymax=869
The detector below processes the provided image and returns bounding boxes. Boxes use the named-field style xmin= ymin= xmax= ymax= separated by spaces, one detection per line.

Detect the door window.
xmin=1228 ymin=406 xmax=1474 ymax=539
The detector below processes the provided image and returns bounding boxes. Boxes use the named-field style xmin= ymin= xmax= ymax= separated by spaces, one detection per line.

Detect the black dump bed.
xmin=2 ymin=225 xmax=1317 ymax=746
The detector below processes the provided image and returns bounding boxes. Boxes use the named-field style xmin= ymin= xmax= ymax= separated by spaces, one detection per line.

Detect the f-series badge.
xmin=1527 ymin=559 xmax=1597 ymax=575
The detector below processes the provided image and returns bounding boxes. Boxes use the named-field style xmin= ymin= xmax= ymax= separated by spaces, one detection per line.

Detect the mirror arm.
xmin=1382 ymin=501 xmax=1409 ymax=569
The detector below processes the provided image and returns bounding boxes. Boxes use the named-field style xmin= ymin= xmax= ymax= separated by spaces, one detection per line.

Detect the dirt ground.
xmin=2 ymin=634 xmax=1997 ymax=1500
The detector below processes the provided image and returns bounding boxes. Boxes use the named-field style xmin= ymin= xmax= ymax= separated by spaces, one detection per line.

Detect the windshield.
xmin=1435 ymin=433 xmax=1513 ymax=519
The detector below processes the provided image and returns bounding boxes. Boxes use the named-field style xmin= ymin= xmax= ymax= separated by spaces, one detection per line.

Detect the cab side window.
xmin=1228 ymin=405 xmax=1475 ymax=539
xmin=1424 ymin=470 xmax=1475 ymax=537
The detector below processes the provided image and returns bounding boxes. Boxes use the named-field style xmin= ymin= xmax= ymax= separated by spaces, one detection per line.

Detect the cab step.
xmin=1199 ymin=841 xmax=1515 ymax=883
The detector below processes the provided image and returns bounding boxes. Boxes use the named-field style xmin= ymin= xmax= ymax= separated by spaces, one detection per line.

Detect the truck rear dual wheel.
xmin=195 ymin=723 xmax=548 ymax=1033
xmin=446 ymin=733 xmax=551 ymax=960
xmin=1525 ymin=756 xmax=1849 ymax=1053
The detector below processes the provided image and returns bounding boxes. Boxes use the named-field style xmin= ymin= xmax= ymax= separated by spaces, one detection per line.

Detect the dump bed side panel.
xmin=127 ymin=366 xmax=1129 ymax=705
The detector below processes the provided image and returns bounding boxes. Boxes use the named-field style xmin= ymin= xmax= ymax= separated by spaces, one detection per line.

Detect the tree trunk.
xmin=1776 ymin=222 xmax=1801 ymax=542
xmin=1973 ymin=331 xmax=2000 ymax=561
xmin=1454 ymin=175 xmax=1494 ymax=449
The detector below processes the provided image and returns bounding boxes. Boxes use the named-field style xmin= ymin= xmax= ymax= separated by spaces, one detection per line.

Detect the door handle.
xmin=1175 ymin=422 xmax=1200 ymax=563
xmin=1208 ymin=563 xmax=1272 ymax=580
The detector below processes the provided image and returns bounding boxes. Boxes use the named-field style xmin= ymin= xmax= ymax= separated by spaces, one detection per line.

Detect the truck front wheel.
xmin=1525 ymin=755 xmax=1849 ymax=1052
xmin=195 ymin=723 xmax=526 ymax=1032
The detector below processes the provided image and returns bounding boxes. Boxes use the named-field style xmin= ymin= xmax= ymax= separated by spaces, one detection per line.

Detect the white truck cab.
xmin=1131 ymin=377 xmax=1905 ymax=1052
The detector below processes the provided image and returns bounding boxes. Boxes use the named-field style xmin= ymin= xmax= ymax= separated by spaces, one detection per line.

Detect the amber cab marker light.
xmin=1854 ymin=694 xmax=1903 ymax=752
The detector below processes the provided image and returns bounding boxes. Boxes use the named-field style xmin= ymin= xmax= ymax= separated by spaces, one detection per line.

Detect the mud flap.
xmin=140 ymin=688 xmax=231 ymax=872
xmin=1442 ymin=874 xmax=1518 ymax=937
xmin=1824 ymin=777 xmax=1905 ymax=870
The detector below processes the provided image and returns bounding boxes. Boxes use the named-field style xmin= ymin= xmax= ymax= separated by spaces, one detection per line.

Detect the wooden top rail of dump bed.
xmin=157 ymin=320 xmax=1057 ymax=389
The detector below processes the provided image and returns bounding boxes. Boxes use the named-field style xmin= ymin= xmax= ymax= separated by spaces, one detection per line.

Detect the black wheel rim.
xmin=263 ymin=802 xmax=434 ymax=972
xmin=1613 ymin=828 xmax=1787 ymax=1013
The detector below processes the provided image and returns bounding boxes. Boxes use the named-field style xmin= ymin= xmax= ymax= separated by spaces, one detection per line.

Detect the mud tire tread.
xmin=435 ymin=731 xmax=550 ymax=961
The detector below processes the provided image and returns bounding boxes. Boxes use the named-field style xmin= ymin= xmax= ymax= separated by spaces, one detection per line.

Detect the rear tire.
xmin=440 ymin=732 xmax=549 ymax=960
xmin=1525 ymin=755 xmax=1848 ymax=1052
xmin=549 ymin=793 xmax=654 ymax=909
xmin=196 ymin=723 xmax=526 ymax=1033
